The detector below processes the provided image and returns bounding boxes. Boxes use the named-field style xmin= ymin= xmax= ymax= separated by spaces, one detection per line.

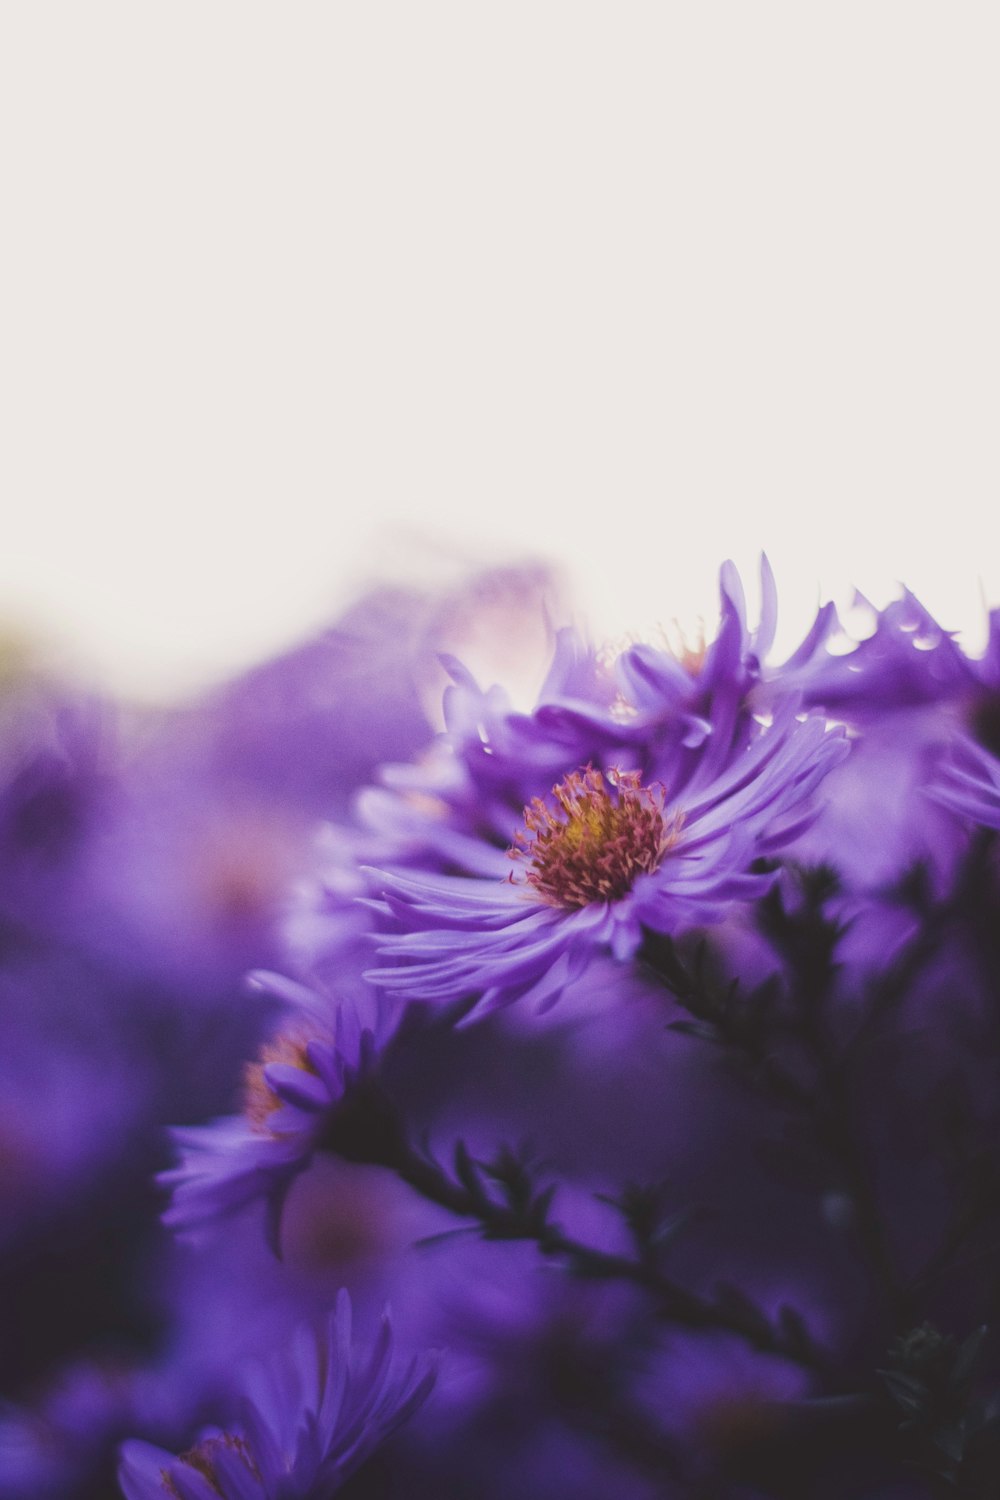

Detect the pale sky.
xmin=2 ymin=5 xmax=998 ymax=697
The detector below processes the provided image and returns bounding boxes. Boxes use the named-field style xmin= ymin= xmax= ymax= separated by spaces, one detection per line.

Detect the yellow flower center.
xmin=162 ymin=1434 xmax=259 ymax=1496
xmin=510 ymin=766 xmax=682 ymax=910
xmin=243 ymin=1032 xmax=319 ymax=1134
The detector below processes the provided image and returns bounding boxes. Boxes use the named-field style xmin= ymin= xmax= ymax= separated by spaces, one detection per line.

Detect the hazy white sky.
xmin=2 ymin=5 xmax=998 ymax=696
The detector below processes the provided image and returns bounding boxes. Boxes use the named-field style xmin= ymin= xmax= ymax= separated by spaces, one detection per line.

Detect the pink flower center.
xmin=510 ymin=766 xmax=682 ymax=909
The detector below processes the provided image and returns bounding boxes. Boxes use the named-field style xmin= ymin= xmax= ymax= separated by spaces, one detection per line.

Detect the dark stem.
xmin=371 ymin=1123 xmax=834 ymax=1377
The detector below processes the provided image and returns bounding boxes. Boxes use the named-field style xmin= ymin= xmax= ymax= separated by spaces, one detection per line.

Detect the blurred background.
xmin=1 ymin=3 xmax=998 ymax=699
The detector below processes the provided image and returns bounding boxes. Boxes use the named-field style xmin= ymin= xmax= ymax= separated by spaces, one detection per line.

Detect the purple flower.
xmin=118 ymin=1290 xmax=436 ymax=1499
xmin=794 ymin=587 xmax=974 ymax=717
xmin=434 ymin=557 xmax=799 ymax=785
xmin=335 ymin=558 xmax=838 ymax=913
xmin=365 ymin=697 xmax=847 ymax=1019
xmin=160 ymin=996 xmax=386 ymax=1254
xmin=613 ymin=556 xmax=778 ymax=734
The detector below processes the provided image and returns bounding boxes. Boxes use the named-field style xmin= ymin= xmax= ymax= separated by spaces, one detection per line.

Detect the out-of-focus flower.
xmin=160 ymin=994 xmax=388 ymax=1253
xmin=614 ymin=556 xmax=792 ymax=732
xmin=795 ymin=588 xmax=974 ymax=717
xmin=781 ymin=589 xmax=980 ymax=890
xmin=117 ymin=1291 xmax=436 ymax=1500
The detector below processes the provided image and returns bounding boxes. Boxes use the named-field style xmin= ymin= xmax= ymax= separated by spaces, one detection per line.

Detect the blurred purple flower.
xmin=160 ymin=991 xmax=388 ymax=1253
xmin=795 ymin=587 xmax=974 ymax=717
xmin=118 ymin=1290 xmax=435 ymax=1500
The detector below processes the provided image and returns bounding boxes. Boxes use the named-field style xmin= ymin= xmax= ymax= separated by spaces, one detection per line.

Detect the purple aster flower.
xmin=347 ymin=558 xmax=843 ymax=890
xmin=365 ymin=697 xmax=847 ymax=1019
xmin=160 ymin=996 xmax=388 ymax=1254
xmin=761 ymin=587 xmax=992 ymax=890
xmin=926 ymin=735 xmax=1000 ymax=832
xmin=608 ymin=556 xmax=852 ymax=752
xmin=422 ymin=626 xmax=625 ymax=814
xmin=794 ymin=587 xmax=974 ymax=717
xmin=613 ymin=556 xmax=777 ymax=736
xmin=118 ymin=1290 xmax=436 ymax=1499
xmin=433 ymin=557 xmax=800 ymax=783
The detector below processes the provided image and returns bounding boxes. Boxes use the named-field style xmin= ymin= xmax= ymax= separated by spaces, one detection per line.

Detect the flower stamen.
xmin=243 ymin=1032 xmax=319 ymax=1134
xmin=510 ymin=766 xmax=682 ymax=909
xmin=163 ymin=1433 xmax=259 ymax=1496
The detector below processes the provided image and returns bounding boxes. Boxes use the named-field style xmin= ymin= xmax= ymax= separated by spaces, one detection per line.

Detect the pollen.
xmin=510 ymin=766 xmax=682 ymax=909
xmin=663 ymin=618 xmax=708 ymax=676
xmin=243 ymin=1032 xmax=319 ymax=1134
xmin=163 ymin=1434 xmax=259 ymax=1496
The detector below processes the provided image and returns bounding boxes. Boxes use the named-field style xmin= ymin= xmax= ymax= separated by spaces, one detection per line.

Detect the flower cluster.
xmin=8 ymin=559 xmax=1000 ymax=1498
